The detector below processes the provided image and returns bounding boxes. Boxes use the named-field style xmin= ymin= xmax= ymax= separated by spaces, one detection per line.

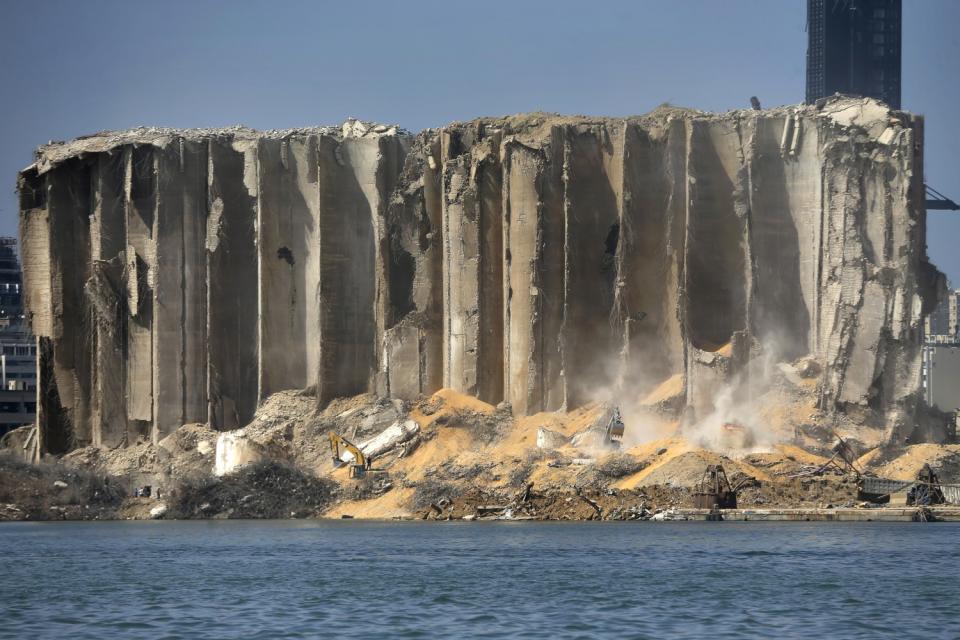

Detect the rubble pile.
xmin=2 ymin=385 xmax=960 ymax=521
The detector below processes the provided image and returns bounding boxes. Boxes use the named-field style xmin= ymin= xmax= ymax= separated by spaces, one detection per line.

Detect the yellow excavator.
xmin=328 ymin=431 xmax=372 ymax=478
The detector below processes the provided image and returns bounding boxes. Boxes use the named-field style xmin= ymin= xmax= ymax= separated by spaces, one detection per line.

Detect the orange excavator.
xmin=328 ymin=431 xmax=372 ymax=479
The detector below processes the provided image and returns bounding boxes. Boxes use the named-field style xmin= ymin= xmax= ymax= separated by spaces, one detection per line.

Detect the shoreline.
xmin=5 ymin=504 xmax=959 ymax=523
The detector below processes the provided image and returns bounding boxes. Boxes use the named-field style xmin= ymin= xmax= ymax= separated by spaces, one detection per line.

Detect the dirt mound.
xmin=867 ymin=444 xmax=960 ymax=482
xmin=248 ymin=390 xmax=318 ymax=431
xmin=63 ymin=442 xmax=167 ymax=482
xmin=234 ymin=390 xmax=398 ymax=475
xmin=0 ymin=453 xmax=126 ymax=520
xmin=61 ymin=423 xmax=220 ymax=489
xmin=576 ymin=453 xmax=648 ymax=489
xmin=640 ymin=374 xmax=684 ymax=407
xmin=629 ymin=451 xmax=735 ymax=488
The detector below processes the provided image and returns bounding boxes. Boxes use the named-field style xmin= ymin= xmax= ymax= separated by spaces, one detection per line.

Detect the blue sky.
xmin=1 ymin=0 xmax=958 ymax=281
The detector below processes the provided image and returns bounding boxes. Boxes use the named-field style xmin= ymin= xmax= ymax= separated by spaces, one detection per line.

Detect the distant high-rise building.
xmin=806 ymin=0 xmax=902 ymax=109
xmin=0 ymin=238 xmax=36 ymax=438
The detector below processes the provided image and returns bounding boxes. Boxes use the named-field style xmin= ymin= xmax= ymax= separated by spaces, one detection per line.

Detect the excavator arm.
xmin=328 ymin=431 xmax=371 ymax=478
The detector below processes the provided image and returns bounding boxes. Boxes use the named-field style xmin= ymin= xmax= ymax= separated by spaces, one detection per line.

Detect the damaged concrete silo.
xmin=18 ymin=97 xmax=942 ymax=453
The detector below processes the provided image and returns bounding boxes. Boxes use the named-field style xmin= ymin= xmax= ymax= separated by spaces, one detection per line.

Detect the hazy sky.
xmin=1 ymin=0 xmax=958 ymax=281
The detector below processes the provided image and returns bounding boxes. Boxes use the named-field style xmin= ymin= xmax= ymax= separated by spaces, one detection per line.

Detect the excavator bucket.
xmin=692 ymin=465 xmax=738 ymax=509
xmin=607 ymin=407 xmax=625 ymax=442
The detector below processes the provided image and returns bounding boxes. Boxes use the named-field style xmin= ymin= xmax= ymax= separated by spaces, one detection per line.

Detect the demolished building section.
xmin=18 ymin=98 xmax=940 ymax=452
xmin=20 ymin=123 xmax=409 ymax=451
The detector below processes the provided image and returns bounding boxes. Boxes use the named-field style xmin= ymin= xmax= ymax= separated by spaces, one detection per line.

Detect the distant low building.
xmin=922 ymin=288 xmax=960 ymax=418
xmin=924 ymin=289 xmax=960 ymax=344
xmin=923 ymin=345 xmax=960 ymax=413
xmin=0 ymin=238 xmax=36 ymax=438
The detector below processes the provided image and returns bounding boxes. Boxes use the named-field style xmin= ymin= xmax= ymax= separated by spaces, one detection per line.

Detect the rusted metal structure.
xmin=858 ymin=476 xmax=910 ymax=503
xmin=907 ymin=464 xmax=946 ymax=506
xmin=693 ymin=465 xmax=738 ymax=509
xmin=858 ymin=463 xmax=947 ymax=505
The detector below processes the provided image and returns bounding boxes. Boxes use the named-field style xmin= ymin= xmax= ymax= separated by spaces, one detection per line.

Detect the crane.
xmin=926 ymin=185 xmax=960 ymax=211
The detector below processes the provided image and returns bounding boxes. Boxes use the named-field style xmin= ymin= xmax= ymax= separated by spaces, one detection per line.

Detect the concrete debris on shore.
xmin=2 ymin=386 xmax=959 ymax=522
xmin=4 ymin=98 xmax=957 ymax=522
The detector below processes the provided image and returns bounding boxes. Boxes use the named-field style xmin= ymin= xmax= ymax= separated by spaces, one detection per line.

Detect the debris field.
xmin=5 ymin=97 xmax=957 ymax=521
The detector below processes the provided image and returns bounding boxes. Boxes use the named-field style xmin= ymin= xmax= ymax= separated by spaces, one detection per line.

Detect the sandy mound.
xmin=626 ymin=451 xmax=732 ymax=488
xmin=325 ymin=488 xmax=414 ymax=519
xmin=867 ymin=444 xmax=960 ymax=482
xmin=640 ymin=374 xmax=684 ymax=406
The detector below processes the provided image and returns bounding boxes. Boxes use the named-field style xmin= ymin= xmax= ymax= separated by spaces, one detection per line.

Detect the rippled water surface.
xmin=1 ymin=520 xmax=958 ymax=638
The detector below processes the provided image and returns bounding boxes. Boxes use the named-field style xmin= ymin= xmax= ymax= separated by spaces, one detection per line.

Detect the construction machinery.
xmin=693 ymin=465 xmax=738 ymax=509
xmin=907 ymin=464 xmax=946 ymax=506
xmin=719 ymin=422 xmax=755 ymax=450
xmin=606 ymin=407 xmax=625 ymax=446
xmin=328 ymin=431 xmax=371 ymax=478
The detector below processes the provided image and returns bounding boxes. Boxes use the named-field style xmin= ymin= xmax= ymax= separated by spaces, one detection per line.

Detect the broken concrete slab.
xmin=357 ymin=419 xmax=420 ymax=459
xmin=214 ymin=431 xmax=265 ymax=476
xmin=536 ymin=427 xmax=569 ymax=449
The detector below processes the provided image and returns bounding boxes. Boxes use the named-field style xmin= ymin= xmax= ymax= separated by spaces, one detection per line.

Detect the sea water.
xmin=1 ymin=520 xmax=957 ymax=639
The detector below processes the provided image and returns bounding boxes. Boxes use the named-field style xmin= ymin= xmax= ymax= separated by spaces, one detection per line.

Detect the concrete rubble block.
xmin=214 ymin=430 xmax=266 ymax=476
xmin=794 ymin=356 xmax=822 ymax=379
xmin=536 ymin=427 xmax=569 ymax=449
xmin=776 ymin=362 xmax=807 ymax=388
xmin=157 ymin=422 xmax=218 ymax=459
xmin=357 ymin=398 xmax=404 ymax=437
xmin=357 ymin=419 xmax=420 ymax=460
